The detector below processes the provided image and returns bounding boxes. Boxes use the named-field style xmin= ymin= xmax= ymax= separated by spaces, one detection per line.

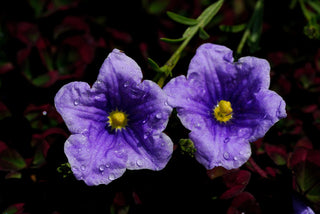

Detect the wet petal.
xmin=190 ymin=122 xmax=251 ymax=170
xmin=164 ymin=75 xmax=211 ymax=131
xmin=92 ymin=49 xmax=143 ymax=108
xmin=54 ymin=81 xmax=107 ymax=134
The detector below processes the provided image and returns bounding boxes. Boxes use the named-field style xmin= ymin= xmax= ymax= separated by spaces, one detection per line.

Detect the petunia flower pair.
xmin=55 ymin=43 xmax=286 ymax=185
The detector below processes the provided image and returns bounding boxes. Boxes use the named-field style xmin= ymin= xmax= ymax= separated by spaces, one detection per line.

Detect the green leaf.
xmin=160 ymin=37 xmax=186 ymax=43
xmin=147 ymin=58 xmax=161 ymax=72
xmin=31 ymin=74 xmax=51 ymax=87
xmin=197 ymin=0 xmax=224 ymax=27
xmin=2 ymin=203 xmax=25 ymax=214
xmin=307 ymin=1 xmax=320 ymax=15
xmin=0 ymin=148 xmax=27 ymax=171
xmin=199 ymin=27 xmax=210 ymax=40
xmin=167 ymin=11 xmax=199 ymax=25
xmin=247 ymin=0 xmax=263 ymax=52
xmin=219 ymin=23 xmax=247 ymax=33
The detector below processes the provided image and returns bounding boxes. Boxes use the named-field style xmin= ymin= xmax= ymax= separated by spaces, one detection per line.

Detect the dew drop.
xmin=223 ymin=152 xmax=230 ymax=160
xmin=99 ymin=165 xmax=105 ymax=172
xmin=136 ymin=159 xmax=143 ymax=167
xmin=74 ymin=100 xmax=79 ymax=106
xmin=105 ymin=163 xmax=110 ymax=168
xmin=123 ymin=81 xmax=130 ymax=88
xmin=164 ymin=101 xmax=169 ymax=106
xmin=224 ymin=138 xmax=230 ymax=143
xmin=233 ymin=156 xmax=238 ymax=161
xmin=108 ymin=173 xmax=115 ymax=181
xmin=80 ymin=165 xmax=86 ymax=171
xmin=155 ymin=113 xmax=162 ymax=119
xmin=194 ymin=123 xmax=201 ymax=128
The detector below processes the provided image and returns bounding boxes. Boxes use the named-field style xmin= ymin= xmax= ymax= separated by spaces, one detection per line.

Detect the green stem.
xmin=157 ymin=33 xmax=193 ymax=88
xmin=236 ymin=0 xmax=263 ymax=55
xmin=156 ymin=0 xmax=224 ymax=87
xmin=299 ymin=0 xmax=312 ymax=22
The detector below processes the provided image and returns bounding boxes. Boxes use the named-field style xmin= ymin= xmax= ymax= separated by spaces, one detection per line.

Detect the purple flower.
xmin=292 ymin=195 xmax=315 ymax=214
xmin=163 ymin=43 xmax=286 ymax=170
xmin=55 ymin=49 xmax=173 ymax=185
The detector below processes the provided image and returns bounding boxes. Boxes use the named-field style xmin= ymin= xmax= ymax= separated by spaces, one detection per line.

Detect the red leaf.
xmin=296 ymin=137 xmax=313 ymax=150
xmin=7 ymin=22 xmax=39 ymax=45
xmin=220 ymin=170 xmax=251 ymax=199
xmin=0 ymin=62 xmax=14 ymax=74
xmin=227 ymin=192 xmax=261 ymax=214
xmin=289 ymin=147 xmax=308 ymax=169
xmin=0 ymin=140 xmax=8 ymax=153
xmin=265 ymin=143 xmax=287 ymax=165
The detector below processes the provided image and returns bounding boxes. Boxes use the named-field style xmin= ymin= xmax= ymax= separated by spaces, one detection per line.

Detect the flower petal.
xmin=163 ymin=75 xmax=211 ymax=131
xmin=188 ymin=43 xmax=271 ymax=103
xmin=121 ymin=130 xmax=173 ymax=171
xmin=92 ymin=49 xmax=143 ymax=108
xmin=64 ymin=132 xmax=127 ymax=186
xmin=54 ymin=81 xmax=107 ymax=134
xmin=189 ymin=122 xmax=251 ymax=170
xmin=187 ymin=43 xmax=236 ymax=103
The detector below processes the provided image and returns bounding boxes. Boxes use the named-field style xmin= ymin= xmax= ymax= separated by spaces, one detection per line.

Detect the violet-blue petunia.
xmin=55 ymin=49 xmax=173 ymax=185
xmin=163 ymin=43 xmax=286 ymax=170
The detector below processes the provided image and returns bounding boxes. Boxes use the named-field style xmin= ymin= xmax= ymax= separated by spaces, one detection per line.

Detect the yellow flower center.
xmin=213 ymin=100 xmax=233 ymax=123
xmin=108 ymin=110 xmax=128 ymax=131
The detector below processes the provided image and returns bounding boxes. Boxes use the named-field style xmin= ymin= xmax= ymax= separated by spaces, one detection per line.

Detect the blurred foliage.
xmin=0 ymin=0 xmax=320 ymax=213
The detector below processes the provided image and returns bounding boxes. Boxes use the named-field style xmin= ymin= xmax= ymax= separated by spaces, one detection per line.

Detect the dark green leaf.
xmin=167 ymin=11 xmax=199 ymax=25
xmin=0 ymin=148 xmax=27 ymax=171
xmin=147 ymin=58 xmax=161 ymax=72
xmin=219 ymin=23 xmax=247 ymax=33
xmin=160 ymin=37 xmax=186 ymax=43
xmin=308 ymin=1 xmax=320 ymax=14
xmin=197 ymin=0 xmax=224 ymax=27
xmin=247 ymin=0 xmax=264 ymax=52
xmin=199 ymin=27 xmax=210 ymax=40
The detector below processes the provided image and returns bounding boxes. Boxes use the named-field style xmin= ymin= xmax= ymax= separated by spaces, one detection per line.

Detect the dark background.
xmin=0 ymin=0 xmax=320 ymax=213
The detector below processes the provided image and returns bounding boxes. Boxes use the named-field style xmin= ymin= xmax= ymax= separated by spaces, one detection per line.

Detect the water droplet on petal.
xmin=155 ymin=113 xmax=162 ymax=119
xmin=99 ymin=165 xmax=105 ymax=172
xmin=114 ymin=149 xmax=125 ymax=158
xmin=74 ymin=100 xmax=79 ymax=106
xmin=108 ymin=173 xmax=115 ymax=181
xmin=224 ymin=138 xmax=230 ymax=143
xmin=80 ymin=165 xmax=86 ymax=171
xmin=194 ymin=122 xmax=201 ymax=128
xmin=223 ymin=152 xmax=230 ymax=160
xmin=105 ymin=163 xmax=110 ymax=168
xmin=233 ymin=156 xmax=238 ymax=161
xmin=123 ymin=81 xmax=130 ymax=88
xmin=136 ymin=159 xmax=143 ymax=167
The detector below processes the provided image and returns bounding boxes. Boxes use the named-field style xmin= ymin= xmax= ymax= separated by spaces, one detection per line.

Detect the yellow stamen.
xmin=108 ymin=110 xmax=128 ymax=131
xmin=213 ymin=100 xmax=233 ymax=123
